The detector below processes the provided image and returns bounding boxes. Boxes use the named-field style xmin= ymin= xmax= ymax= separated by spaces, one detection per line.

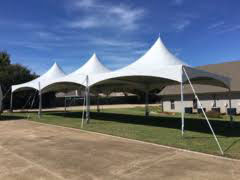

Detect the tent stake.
xmin=183 ymin=67 xmax=224 ymax=155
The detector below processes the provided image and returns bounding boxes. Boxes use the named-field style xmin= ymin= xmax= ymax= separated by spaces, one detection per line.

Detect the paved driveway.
xmin=0 ymin=120 xmax=239 ymax=180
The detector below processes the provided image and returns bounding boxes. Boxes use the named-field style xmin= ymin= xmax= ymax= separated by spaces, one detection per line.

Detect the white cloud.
xmin=208 ymin=21 xmax=225 ymax=30
xmin=9 ymin=41 xmax=51 ymax=51
xmin=207 ymin=21 xmax=240 ymax=33
xmin=75 ymin=0 xmax=97 ymax=8
xmin=69 ymin=17 xmax=102 ymax=29
xmin=173 ymin=19 xmax=191 ymax=31
xmin=217 ymin=25 xmax=240 ymax=33
xmin=171 ymin=12 xmax=198 ymax=32
xmin=68 ymin=0 xmax=145 ymax=30
xmin=88 ymin=37 xmax=147 ymax=48
xmin=36 ymin=31 xmax=61 ymax=41
xmin=172 ymin=0 xmax=184 ymax=6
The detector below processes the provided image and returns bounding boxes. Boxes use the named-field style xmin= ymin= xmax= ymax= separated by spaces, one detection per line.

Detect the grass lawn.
xmin=1 ymin=106 xmax=240 ymax=159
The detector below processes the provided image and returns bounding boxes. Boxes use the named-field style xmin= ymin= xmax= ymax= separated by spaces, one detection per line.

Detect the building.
xmin=159 ymin=61 xmax=240 ymax=114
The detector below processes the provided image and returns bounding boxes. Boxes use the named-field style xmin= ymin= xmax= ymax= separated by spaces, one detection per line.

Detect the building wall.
xmin=161 ymin=92 xmax=240 ymax=114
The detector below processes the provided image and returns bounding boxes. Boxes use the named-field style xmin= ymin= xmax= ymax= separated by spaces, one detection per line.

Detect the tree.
xmin=0 ymin=51 xmax=11 ymax=66
xmin=0 ymin=51 xmax=38 ymax=109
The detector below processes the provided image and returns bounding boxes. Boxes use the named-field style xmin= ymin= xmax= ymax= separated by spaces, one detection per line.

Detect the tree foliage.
xmin=0 ymin=51 xmax=38 ymax=109
xmin=0 ymin=51 xmax=11 ymax=66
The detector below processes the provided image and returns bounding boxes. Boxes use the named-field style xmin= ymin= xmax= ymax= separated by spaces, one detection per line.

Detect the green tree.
xmin=0 ymin=51 xmax=11 ymax=66
xmin=0 ymin=51 xmax=38 ymax=109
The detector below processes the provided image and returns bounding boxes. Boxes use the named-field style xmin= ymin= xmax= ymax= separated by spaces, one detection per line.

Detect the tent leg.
xmin=86 ymin=87 xmax=90 ymax=123
xmin=64 ymin=96 xmax=67 ymax=112
xmin=81 ymin=93 xmax=86 ymax=128
xmin=228 ymin=88 xmax=233 ymax=123
xmin=180 ymin=82 xmax=184 ymax=136
xmin=10 ymin=92 xmax=13 ymax=112
xmin=145 ymin=90 xmax=149 ymax=116
xmin=97 ymin=94 xmax=100 ymax=112
xmin=86 ymin=76 xmax=90 ymax=123
xmin=183 ymin=67 xmax=224 ymax=155
xmin=38 ymin=82 xmax=42 ymax=119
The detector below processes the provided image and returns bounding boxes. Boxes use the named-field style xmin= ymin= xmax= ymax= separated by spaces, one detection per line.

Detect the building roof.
xmin=160 ymin=61 xmax=240 ymax=96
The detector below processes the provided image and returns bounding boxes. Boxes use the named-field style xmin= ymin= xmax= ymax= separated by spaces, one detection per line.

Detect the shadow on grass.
xmin=49 ymin=111 xmax=240 ymax=137
xmin=0 ymin=114 xmax=24 ymax=121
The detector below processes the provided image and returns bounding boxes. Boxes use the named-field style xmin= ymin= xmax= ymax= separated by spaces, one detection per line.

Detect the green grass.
xmin=1 ymin=107 xmax=240 ymax=159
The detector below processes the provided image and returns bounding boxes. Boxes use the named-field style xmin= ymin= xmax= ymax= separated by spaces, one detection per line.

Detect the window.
xmin=193 ymin=98 xmax=198 ymax=109
xmin=170 ymin=100 xmax=175 ymax=110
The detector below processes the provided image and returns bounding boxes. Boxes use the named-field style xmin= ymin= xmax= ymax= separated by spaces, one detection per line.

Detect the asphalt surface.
xmin=0 ymin=120 xmax=239 ymax=180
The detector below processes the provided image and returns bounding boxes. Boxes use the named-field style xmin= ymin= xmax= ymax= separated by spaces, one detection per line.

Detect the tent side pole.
xmin=81 ymin=92 xmax=86 ymax=128
xmin=145 ymin=89 xmax=149 ymax=116
xmin=64 ymin=96 xmax=67 ymax=112
xmin=180 ymin=81 xmax=184 ymax=136
xmin=10 ymin=92 xmax=13 ymax=112
xmin=183 ymin=67 xmax=224 ymax=155
xmin=38 ymin=82 xmax=42 ymax=119
xmin=228 ymin=88 xmax=233 ymax=123
xmin=86 ymin=75 xmax=90 ymax=123
xmin=97 ymin=93 xmax=100 ymax=112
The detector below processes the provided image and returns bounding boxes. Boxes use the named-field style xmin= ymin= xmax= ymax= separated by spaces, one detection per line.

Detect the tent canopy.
xmin=89 ymin=37 xmax=230 ymax=91
xmin=42 ymin=53 xmax=111 ymax=93
xmin=12 ymin=37 xmax=231 ymax=94
xmin=12 ymin=62 xmax=66 ymax=93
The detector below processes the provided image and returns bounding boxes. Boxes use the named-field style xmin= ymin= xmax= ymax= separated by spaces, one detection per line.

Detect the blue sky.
xmin=1 ymin=0 xmax=240 ymax=75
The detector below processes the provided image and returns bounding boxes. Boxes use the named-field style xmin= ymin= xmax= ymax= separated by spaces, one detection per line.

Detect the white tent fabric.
xmin=43 ymin=53 xmax=111 ymax=92
xmin=11 ymin=62 xmax=66 ymax=93
xmin=71 ymin=53 xmax=111 ymax=75
xmin=11 ymin=37 xmax=231 ymax=93
xmin=89 ymin=37 xmax=230 ymax=89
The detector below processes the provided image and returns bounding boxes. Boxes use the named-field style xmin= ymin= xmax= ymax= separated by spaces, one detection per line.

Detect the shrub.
xmin=201 ymin=110 xmax=221 ymax=119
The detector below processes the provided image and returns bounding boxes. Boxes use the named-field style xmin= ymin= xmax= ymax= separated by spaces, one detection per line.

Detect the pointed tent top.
xmin=11 ymin=62 xmax=66 ymax=92
xmin=123 ymin=37 xmax=189 ymax=71
xmin=72 ymin=53 xmax=111 ymax=75
xmin=41 ymin=62 xmax=65 ymax=79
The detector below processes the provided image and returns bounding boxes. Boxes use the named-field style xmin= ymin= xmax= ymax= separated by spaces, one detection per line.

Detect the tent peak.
xmin=118 ymin=36 xmax=189 ymax=72
xmin=72 ymin=53 xmax=111 ymax=75
xmin=11 ymin=61 xmax=66 ymax=93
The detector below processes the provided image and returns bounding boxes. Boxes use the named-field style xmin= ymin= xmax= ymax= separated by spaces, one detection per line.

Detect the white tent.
xmin=41 ymin=53 xmax=111 ymax=119
xmin=89 ymin=37 xmax=229 ymax=89
xmin=84 ymin=37 xmax=231 ymax=155
xmin=10 ymin=62 xmax=66 ymax=115
xmin=10 ymin=37 xmax=231 ymax=154
xmin=12 ymin=62 xmax=66 ymax=93
xmin=43 ymin=53 xmax=111 ymax=93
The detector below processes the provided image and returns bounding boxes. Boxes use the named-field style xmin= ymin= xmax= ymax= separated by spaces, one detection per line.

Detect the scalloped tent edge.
xmin=11 ymin=62 xmax=66 ymax=93
xmin=41 ymin=53 xmax=112 ymax=93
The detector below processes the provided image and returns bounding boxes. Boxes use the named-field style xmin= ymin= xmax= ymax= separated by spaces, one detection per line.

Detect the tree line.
xmin=0 ymin=51 xmax=55 ymax=110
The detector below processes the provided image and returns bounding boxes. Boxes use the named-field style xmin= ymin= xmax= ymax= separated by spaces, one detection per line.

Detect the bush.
xmin=201 ymin=110 xmax=221 ymax=119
